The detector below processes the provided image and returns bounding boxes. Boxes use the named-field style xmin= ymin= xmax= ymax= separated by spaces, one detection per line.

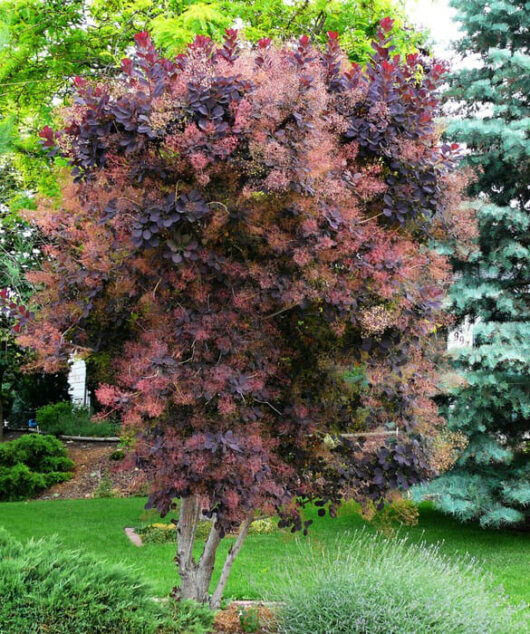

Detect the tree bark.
xmin=174 ymin=495 xmax=251 ymax=607
xmin=210 ymin=515 xmax=252 ymax=609
xmin=176 ymin=495 xmax=203 ymax=601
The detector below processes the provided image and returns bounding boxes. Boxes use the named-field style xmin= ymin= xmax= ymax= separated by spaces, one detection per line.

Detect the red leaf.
xmin=380 ymin=17 xmax=395 ymax=32
xmin=121 ymin=58 xmax=134 ymax=76
xmin=134 ymin=31 xmax=151 ymax=49
xmin=39 ymin=126 xmax=55 ymax=147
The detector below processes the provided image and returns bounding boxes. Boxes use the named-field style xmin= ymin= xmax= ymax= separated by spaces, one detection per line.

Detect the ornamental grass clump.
xmin=272 ymin=532 xmax=526 ymax=634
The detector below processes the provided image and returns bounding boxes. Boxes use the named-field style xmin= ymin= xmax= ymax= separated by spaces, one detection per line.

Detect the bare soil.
xmin=37 ymin=440 xmax=146 ymax=500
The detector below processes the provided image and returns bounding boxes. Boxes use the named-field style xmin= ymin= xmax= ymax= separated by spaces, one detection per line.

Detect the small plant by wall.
xmin=36 ymin=401 xmax=119 ymax=437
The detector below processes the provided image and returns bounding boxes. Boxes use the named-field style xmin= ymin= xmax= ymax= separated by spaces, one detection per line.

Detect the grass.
xmin=0 ymin=498 xmax=529 ymax=606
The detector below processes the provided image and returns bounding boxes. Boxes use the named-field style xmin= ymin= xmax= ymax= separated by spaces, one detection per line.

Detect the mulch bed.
xmin=37 ymin=441 xmax=146 ymax=500
xmin=214 ymin=603 xmax=277 ymax=633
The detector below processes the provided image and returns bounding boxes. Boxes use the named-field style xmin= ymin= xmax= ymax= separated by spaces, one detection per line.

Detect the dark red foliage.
xmin=0 ymin=290 xmax=33 ymax=333
xmin=25 ymin=25 xmax=468 ymax=534
xmin=38 ymin=125 xmax=56 ymax=147
xmin=380 ymin=17 xmax=395 ymax=32
xmin=216 ymin=29 xmax=240 ymax=65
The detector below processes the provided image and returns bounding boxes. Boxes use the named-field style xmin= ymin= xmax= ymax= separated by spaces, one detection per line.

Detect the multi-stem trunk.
xmin=175 ymin=495 xmax=252 ymax=609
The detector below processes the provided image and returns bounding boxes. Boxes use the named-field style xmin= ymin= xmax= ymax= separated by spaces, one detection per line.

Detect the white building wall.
xmin=67 ymin=356 xmax=89 ymax=408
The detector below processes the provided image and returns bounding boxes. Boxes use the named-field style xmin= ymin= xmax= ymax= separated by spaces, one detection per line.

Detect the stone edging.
xmin=59 ymin=434 xmax=121 ymax=442
xmin=124 ymin=527 xmax=143 ymax=547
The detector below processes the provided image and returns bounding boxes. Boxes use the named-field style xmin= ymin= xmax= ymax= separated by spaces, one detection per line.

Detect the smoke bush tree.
xmin=19 ymin=22 xmax=468 ymax=606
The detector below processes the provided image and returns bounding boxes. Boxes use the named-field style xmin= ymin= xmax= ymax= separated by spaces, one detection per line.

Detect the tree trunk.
xmin=174 ymin=495 xmax=252 ymax=608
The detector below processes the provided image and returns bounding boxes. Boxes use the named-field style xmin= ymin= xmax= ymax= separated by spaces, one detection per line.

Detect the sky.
xmin=404 ymin=0 xmax=460 ymax=58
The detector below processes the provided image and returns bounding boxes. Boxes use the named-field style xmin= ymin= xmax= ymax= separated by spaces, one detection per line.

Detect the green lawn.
xmin=0 ymin=498 xmax=529 ymax=606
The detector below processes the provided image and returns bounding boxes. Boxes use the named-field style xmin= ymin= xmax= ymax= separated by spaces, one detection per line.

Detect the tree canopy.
xmin=0 ymin=0 xmax=422 ymax=206
xmin=0 ymin=0 xmax=424 ymax=432
xmin=19 ymin=22 xmax=467 ymax=604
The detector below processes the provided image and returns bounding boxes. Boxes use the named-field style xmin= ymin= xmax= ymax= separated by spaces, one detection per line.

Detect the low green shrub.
xmin=36 ymin=401 xmax=119 ymax=437
xmin=239 ymin=607 xmax=261 ymax=633
xmin=0 ymin=528 xmax=210 ymax=633
xmin=169 ymin=599 xmax=215 ymax=634
xmin=92 ymin=470 xmax=118 ymax=499
xmin=271 ymin=532 xmax=526 ymax=634
xmin=137 ymin=522 xmax=177 ymax=544
xmin=0 ymin=435 xmax=74 ymax=501
xmin=110 ymin=448 xmax=126 ymax=461
xmin=138 ymin=516 xmax=278 ymax=545
xmin=247 ymin=517 xmax=277 ymax=535
xmin=35 ymin=401 xmax=73 ymax=432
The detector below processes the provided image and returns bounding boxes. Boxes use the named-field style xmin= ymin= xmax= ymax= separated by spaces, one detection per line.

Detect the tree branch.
xmin=210 ymin=515 xmax=253 ymax=609
xmin=263 ymin=303 xmax=300 ymax=320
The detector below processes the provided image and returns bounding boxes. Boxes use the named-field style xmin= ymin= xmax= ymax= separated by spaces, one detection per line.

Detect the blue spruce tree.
xmin=415 ymin=0 xmax=530 ymax=527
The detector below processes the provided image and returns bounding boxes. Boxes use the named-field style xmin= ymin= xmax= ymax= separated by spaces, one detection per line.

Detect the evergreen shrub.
xmin=0 ymin=434 xmax=74 ymax=500
xmin=36 ymin=401 xmax=119 ymax=437
xmin=0 ymin=529 xmax=213 ymax=633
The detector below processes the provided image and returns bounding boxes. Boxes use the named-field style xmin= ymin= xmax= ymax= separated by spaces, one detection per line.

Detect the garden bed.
xmin=37 ymin=441 xmax=145 ymax=500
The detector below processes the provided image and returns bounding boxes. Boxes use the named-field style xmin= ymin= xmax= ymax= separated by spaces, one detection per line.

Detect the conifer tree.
xmin=415 ymin=0 xmax=530 ymax=527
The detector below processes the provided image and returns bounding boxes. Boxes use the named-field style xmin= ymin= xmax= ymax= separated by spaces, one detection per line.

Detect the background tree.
xmin=20 ymin=22 xmax=465 ymax=604
xmin=414 ymin=0 xmax=530 ymax=527
xmin=0 ymin=286 xmax=32 ymax=439
xmin=0 ymin=175 xmax=39 ymax=436
xmin=0 ymin=167 xmax=68 ymax=435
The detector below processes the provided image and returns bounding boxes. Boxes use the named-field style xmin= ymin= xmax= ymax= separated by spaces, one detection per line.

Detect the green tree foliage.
xmin=415 ymin=0 xmax=530 ymax=527
xmin=0 ymin=173 xmax=68 ymax=433
xmin=0 ymin=185 xmax=39 ymax=434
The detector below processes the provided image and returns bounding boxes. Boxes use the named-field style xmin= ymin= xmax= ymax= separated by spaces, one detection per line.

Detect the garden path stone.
xmin=124 ymin=527 xmax=143 ymax=547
